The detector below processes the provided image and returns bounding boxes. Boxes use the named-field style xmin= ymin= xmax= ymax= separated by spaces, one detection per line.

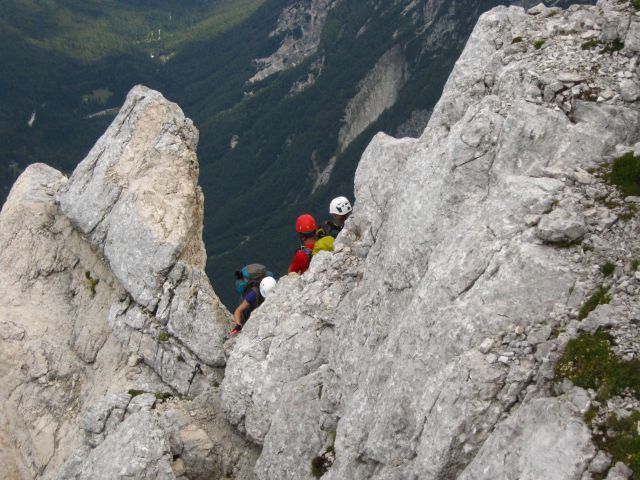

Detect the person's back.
xmin=230 ymin=265 xmax=274 ymax=335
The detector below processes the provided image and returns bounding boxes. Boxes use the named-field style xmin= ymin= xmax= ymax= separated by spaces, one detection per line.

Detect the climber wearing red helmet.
xmin=288 ymin=214 xmax=318 ymax=275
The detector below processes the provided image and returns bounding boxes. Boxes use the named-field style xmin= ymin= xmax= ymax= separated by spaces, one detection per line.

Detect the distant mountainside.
xmin=0 ymin=0 xmax=594 ymax=307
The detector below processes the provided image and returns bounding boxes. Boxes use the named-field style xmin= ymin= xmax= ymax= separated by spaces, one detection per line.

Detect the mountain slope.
xmin=189 ymin=0 xmax=597 ymax=306
xmin=222 ymin=1 xmax=640 ymax=477
xmin=0 ymin=0 xmax=595 ymax=308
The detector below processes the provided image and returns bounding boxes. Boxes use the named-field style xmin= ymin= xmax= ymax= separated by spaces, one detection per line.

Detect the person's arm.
xmin=234 ymin=300 xmax=250 ymax=326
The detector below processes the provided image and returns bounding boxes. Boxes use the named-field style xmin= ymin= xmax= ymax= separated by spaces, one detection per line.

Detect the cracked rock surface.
xmin=0 ymin=87 xmax=257 ymax=479
xmin=222 ymin=1 xmax=640 ymax=479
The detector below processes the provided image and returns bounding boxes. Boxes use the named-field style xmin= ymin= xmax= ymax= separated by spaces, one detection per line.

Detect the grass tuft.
xmin=619 ymin=204 xmax=638 ymax=222
xmin=582 ymin=38 xmax=625 ymax=54
xmin=311 ymin=456 xmax=331 ymax=478
xmin=608 ymin=152 xmax=640 ymax=198
xmin=557 ymin=330 xmax=640 ymax=478
xmin=84 ymin=271 xmax=99 ymax=297
xmin=601 ymin=262 xmax=616 ymax=277
xmin=578 ymin=286 xmax=611 ymax=320
xmin=534 ymin=39 xmax=545 ymax=50
xmin=602 ymin=38 xmax=625 ymax=54
xmin=310 ymin=431 xmax=336 ymax=478
xmin=555 ymin=330 xmax=640 ymax=400
xmin=594 ymin=411 xmax=640 ymax=476
xmin=581 ymin=39 xmax=600 ymax=50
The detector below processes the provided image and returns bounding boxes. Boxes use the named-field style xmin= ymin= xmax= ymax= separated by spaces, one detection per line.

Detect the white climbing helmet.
xmin=329 ymin=196 xmax=352 ymax=215
xmin=260 ymin=276 xmax=277 ymax=298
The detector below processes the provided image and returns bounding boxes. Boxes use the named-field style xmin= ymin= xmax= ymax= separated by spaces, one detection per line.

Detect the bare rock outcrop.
xmin=248 ymin=0 xmax=336 ymax=84
xmin=338 ymin=45 xmax=410 ymax=152
xmin=0 ymin=87 xmax=257 ymax=479
xmin=222 ymin=1 xmax=640 ymax=479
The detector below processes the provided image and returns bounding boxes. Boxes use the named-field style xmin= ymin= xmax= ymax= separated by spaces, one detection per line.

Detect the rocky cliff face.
xmin=222 ymin=0 xmax=640 ymax=479
xmin=2 ymin=1 xmax=640 ymax=479
xmin=0 ymin=86 xmax=258 ymax=479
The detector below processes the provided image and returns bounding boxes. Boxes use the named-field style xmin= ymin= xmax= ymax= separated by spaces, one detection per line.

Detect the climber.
xmin=323 ymin=196 xmax=353 ymax=236
xmin=314 ymin=196 xmax=353 ymax=254
xmin=288 ymin=214 xmax=318 ymax=275
xmin=230 ymin=266 xmax=276 ymax=336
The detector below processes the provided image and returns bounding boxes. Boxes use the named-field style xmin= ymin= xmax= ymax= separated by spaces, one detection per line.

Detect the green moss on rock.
xmin=578 ymin=287 xmax=611 ymax=320
xmin=581 ymin=39 xmax=601 ymax=50
xmin=595 ymin=411 xmax=640 ymax=477
xmin=608 ymin=153 xmax=640 ymax=198
xmin=84 ymin=271 xmax=99 ymax=297
xmin=555 ymin=330 xmax=640 ymax=400
xmin=601 ymin=262 xmax=616 ymax=277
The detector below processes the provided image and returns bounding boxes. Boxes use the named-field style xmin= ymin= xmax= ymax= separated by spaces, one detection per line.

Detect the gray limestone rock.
xmin=75 ymin=411 xmax=175 ymax=480
xmin=4 ymin=1 xmax=640 ymax=479
xmin=58 ymin=85 xmax=204 ymax=312
xmin=458 ymin=398 xmax=595 ymax=480
xmin=536 ymin=206 xmax=588 ymax=244
xmin=619 ymin=79 xmax=640 ymax=102
xmin=338 ymin=46 xmax=410 ymax=152
xmin=81 ymin=393 xmax=132 ymax=447
xmin=589 ymin=451 xmax=612 ymax=474
xmin=127 ymin=393 xmax=157 ymax=413
xmin=579 ymin=304 xmax=621 ymax=332
xmin=0 ymin=92 xmax=247 ymax=478
xmin=249 ymin=0 xmax=336 ymax=84
xmin=606 ymin=462 xmax=633 ymax=480
xmin=625 ymin=21 xmax=640 ymax=53
xmin=59 ymin=85 xmax=231 ymax=380
xmin=222 ymin=3 xmax=640 ymax=479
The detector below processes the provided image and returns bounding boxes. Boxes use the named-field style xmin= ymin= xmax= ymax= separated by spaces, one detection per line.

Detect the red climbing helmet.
xmin=296 ymin=214 xmax=317 ymax=233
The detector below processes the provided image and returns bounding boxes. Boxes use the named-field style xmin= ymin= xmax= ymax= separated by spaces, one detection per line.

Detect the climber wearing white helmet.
xmin=230 ymin=267 xmax=276 ymax=336
xmin=330 ymin=196 xmax=352 ymax=216
xmin=259 ymin=276 xmax=277 ymax=298
xmin=314 ymin=196 xmax=353 ymax=255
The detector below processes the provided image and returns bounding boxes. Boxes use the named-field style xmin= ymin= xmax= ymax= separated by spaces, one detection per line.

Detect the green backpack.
xmin=234 ymin=264 xmax=271 ymax=298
